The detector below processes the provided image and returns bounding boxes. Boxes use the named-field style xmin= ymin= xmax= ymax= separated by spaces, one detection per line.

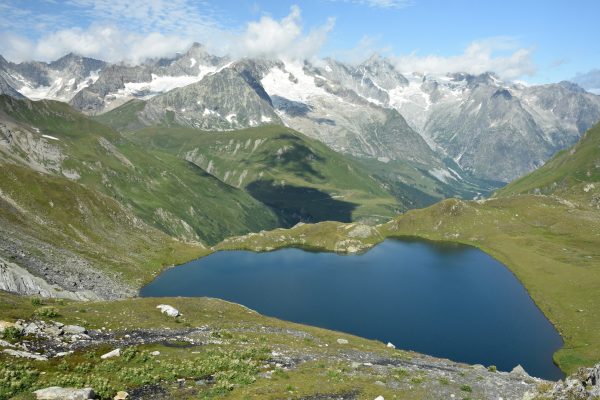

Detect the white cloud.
xmin=228 ymin=6 xmax=335 ymax=60
xmin=329 ymin=0 xmax=412 ymax=9
xmin=0 ymin=3 xmax=333 ymax=63
xmin=390 ymin=37 xmax=536 ymax=80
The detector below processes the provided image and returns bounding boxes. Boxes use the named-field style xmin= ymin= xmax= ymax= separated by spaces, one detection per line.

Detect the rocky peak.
xmin=558 ymin=80 xmax=587 ymax=93
xmin=49 ymin=53 xmax=106 ymax=75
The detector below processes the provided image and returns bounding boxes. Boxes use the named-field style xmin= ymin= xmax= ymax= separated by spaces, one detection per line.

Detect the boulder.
xmin=34 ymin=387 xmax=95 ymax=399
xmin=157 ymin=304 xmax=180 ymax=317
xmin=63 ymin=325 xmax=87 ymax=335
xmin=24 ymin=322 xmax=41 ymax=335
xmin=336 ymin=338 xmax=349 ymax=345
xmin=43 ymin=325 xmax=63 ymax=336
xmin=114 ymin=391 xmax=129 ymax=399
xmin=100 ymin=348 xmax=121 ymax=359
xmin=386 ymin=342 xmax=395 ymax=349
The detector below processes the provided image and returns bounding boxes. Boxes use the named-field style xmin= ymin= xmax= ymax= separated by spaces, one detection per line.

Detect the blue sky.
xmin=1 ymin=0 xmax=598 ymax=83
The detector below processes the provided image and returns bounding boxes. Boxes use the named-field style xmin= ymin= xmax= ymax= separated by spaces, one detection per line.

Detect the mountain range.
xmin=2 ymin=43 xmax=600 ymax=184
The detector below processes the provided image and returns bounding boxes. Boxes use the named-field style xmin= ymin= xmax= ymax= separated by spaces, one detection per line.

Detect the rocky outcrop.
xmin=0 ymin=257 xmax=98 ymax=300
xmin=540 ymin=363 xmax=600 ymax=399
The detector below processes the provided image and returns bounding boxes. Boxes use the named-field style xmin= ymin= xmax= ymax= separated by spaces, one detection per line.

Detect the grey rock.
xmin=63 ymin=325 xmax=87 ymax=335
xmin=3 ymin=348 xmax=48 ymax=360
xmin=34 ymin=386 xmax=95 ymax=400
xmin=510 ymin=364 xmax=529 ymax=377
xmin=43 ymin=325 xmax=63 ymax=336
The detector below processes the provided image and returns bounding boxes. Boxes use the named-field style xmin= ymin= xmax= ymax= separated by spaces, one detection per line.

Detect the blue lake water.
xmin=140 ymin=239 xmax=564 ymax=380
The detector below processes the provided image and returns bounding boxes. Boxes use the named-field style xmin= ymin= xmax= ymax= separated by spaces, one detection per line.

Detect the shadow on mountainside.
xmin=246 ymin=179 xmax=357 ymax=226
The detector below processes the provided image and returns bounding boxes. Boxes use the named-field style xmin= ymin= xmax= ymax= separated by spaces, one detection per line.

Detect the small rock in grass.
xmin=101 ymin=348 xmax=121 ymax=359
xmin=374 ymin=396 xmax=384 ymax=400
xmin=336 ymin=338 xmax=349 ymax=345
xmin=113 ymin=391 xmax=129 ymax=400
xmin=386 ymin=342 xmax=395 ymax=349
xmin=156 ymin=304 xmax=180 ymax=317
xmin=150 ymin=350 xmax=160 ymax=356
xmin=34 ymin=386 xmax=94 ymax=399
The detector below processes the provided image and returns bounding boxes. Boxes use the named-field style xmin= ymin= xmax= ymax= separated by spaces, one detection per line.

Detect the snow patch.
xmin=429 ymin=168 xmax=456 ymax=183
xmin=42 ymin=134 xmax=60 ymax=141
xmin=261 ymin=61 xmax=330 ymax=103
xmin=190 ymin=58 xmax=197 ymax=68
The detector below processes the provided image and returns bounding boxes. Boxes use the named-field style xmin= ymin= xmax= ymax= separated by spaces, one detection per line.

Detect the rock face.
xmin=0 ymin=53 xmax=106 ymax=102
xmin=34 ymin=387 xmax=95 ymax=400
xmin=543 ymin=363 xmax=600 ymax=399
xmin=140 ymin=66 xmax=280 ymax=130
xmin=69 ymin=42 xmax=228 ymax=114
xmin=261 ymin=59 xmax=438 ymax=166
xmin=0 ymin=257 xmax=97 ymax=300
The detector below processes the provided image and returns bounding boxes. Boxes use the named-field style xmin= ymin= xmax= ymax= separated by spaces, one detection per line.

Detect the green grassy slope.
xmin=100 ymin=98 xmax=504 ymax=211
xmin=132 ymin=125 xmax=399 ymax=225
xmin=0 ymin=163 xmax=205 ymax=289
xmin=0 ymin=96 xmax=281 ymax=245
xmin=92 ymin=99 xmax=146 ymax=132
xmin=0 ymin=291 xmax=532 ymax=400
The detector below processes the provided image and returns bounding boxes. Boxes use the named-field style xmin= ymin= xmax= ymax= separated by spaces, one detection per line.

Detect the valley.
xmin=0 ymin=31 xmax=599 ymax=400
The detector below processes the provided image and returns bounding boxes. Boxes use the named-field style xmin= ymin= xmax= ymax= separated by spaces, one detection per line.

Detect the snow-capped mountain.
xmin=0 ymin=53 xmax=106 ymax=101
xmin=70 ymin=43 xmax=229 ymax=113
xmin=2 ymin=43 xmax=600 ymax=182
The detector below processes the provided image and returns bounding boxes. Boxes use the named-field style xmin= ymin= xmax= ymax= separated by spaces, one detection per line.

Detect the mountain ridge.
xmin=2 ymin=45 xmax=600 ymax=184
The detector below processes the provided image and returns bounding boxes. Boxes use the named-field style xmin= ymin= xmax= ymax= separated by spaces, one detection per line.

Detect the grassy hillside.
xmin=132 ymin=125 xmax=399 ymax=225
xmin=0 ymin=163 xmax=205 ymax=292
xmin=92 ymin=99 xmax=147 ymax=132
xmin=0 ymin=96 xmax=282 ymax=245
xmin=0 ymin=291 xmax=544 ymax=400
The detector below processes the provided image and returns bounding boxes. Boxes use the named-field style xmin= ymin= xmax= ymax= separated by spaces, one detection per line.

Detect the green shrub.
xmin=31 ymin=298 xmax=44 ymax=306
xmin=34 ymin=307 xmax=59 ymax=318
xmin=487 ymin=365 xmax=497 ymax=372
xmin=0 ymin=362 xmax=39 ymax=399
xmin=460 ymin=384 xmax=472 ymax=392
xmin=1 ymin=326 xmax=23 ymax=343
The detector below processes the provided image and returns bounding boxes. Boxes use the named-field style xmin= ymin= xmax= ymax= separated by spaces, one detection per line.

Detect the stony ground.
xmin=0 ymin=294 xmax=570 ymax=400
